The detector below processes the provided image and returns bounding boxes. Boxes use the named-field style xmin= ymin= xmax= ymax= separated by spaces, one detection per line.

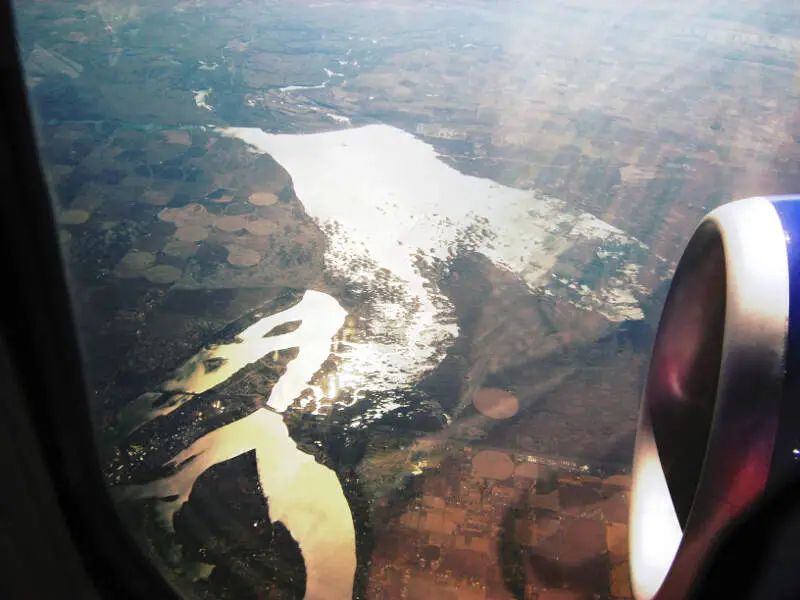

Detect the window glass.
xmin=12 ymin=1 xmax=799 ymax=598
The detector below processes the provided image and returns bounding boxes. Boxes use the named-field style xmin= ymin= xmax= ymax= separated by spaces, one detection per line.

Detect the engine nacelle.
xmin=630 ymin=196 xmax=800 ymax=599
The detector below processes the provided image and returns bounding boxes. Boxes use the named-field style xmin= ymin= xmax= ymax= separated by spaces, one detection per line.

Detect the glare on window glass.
xmin=11 ymin=0 xmax=799 ymax=598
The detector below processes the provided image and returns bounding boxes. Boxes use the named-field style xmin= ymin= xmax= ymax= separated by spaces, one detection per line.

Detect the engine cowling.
xmin=630 ymin=195 xmax=800 ymax=599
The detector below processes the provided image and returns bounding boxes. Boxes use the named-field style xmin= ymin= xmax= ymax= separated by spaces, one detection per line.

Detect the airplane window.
xmin=11 ymin=0 xmax=799 ymax=598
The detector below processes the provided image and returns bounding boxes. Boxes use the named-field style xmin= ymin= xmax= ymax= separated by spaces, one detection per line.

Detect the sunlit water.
xmin=124 ymin=290 xmax=347 ymax=429
xmin=116 ymin=125 xmax=657 ymax=599
xmin=222 ymin=124 xmax=652 ymax=405
xmin=117 ymin=291 xmax=357 ymax=600
xmin=117 ymin=408 xmax=356 ymax=600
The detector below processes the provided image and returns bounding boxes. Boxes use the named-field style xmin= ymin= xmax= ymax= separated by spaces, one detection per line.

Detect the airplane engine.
xmin=630 ymin=196 xmax=800 ymax=599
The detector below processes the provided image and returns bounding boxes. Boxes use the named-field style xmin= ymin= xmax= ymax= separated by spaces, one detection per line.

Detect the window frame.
xmin=0 ymin=3 xmax=182 ymax=599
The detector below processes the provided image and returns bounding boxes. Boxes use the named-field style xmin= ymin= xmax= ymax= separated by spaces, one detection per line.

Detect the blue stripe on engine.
xmin=768 ymin=198 xmax=800 ymax=487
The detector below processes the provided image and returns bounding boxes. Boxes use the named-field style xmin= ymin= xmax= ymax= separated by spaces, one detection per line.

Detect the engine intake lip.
xmin=630 ymin=196 xmax=789 ymax=600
